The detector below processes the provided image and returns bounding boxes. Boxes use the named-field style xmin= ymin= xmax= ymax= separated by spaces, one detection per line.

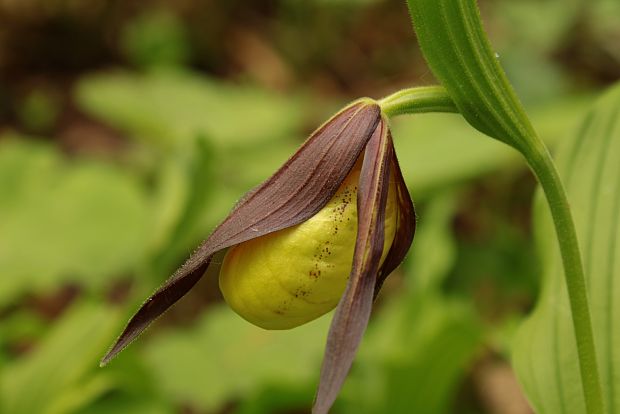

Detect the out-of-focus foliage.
xmin=0 ymin=302 xmax=123 ymax=414
xmin=16 ymin=89 xmax=61 ymax=133
xmin=0 ymin=0 xmax=618 ymax=413
xmin=143 ymin=306 xmax=329 ymax=412
xmin=75 ymin=69 xmax=304 ymax=150
xmin=0 ymin=138 xmax=150 ymax=304
xmin=121 ymin=10 xmax=192 ymax=69
xmin=513 ymin=82 xmax=620 ymax=414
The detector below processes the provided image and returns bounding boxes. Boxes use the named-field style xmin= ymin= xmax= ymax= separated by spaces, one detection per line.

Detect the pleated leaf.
xmin=406 ymin=0 xmax=538 ymax=154
xmin=513 ymin=82 xmax=620 ymax=413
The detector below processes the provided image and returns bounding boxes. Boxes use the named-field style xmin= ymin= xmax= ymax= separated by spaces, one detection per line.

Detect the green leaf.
xmin=0 ymin=302 xmax=122 ymax=414
xmin=0 ymin=138 xmax=150 ymax=304
xmin=142 ymin=305 xmax=331 ymax=412
xmin=513 ymin=82 xmax=620 ymax=413
xmin=75 ymin=69 xmax=304 ymax=150
xmin=406 ymin=0 xmax=538 ymax=154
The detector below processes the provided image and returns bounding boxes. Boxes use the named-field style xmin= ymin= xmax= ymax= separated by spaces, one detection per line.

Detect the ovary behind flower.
xmin=219 ymin=158 xmax=398 ymax=329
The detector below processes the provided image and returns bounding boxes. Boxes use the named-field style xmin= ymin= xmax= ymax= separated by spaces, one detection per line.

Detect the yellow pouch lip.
xmin=219 ymin=158 xmax=399 ymax=330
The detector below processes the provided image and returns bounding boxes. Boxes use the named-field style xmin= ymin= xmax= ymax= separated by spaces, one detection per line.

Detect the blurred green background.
xmin=0 ymin=0 xmax=618 ymax=413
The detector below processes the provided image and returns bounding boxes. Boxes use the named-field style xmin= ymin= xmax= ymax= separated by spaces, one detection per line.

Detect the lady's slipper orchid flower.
xmin=102 ymin=98 xmax=416 ymax=413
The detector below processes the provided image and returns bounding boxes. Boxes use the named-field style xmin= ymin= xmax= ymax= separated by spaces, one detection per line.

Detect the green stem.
xmin=529 ymin=146 xmax=605 ymax=414
xmin=381 ymin=86 xmax=605 ymax=414
xmin=379 ymin=86 xmax=458 ymax=117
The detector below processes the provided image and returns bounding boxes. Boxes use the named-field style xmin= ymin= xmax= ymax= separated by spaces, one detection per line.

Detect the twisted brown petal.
xmin=375 ymin=139 xmax=416 ymax=296
xmin=101 ymin=100 xmax=382 ymax=366
xmin=313 ymin=115 xmax=393 ymax=414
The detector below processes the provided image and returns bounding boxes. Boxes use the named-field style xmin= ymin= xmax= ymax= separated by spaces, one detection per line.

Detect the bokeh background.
xmin=1 ymin=1 xmax=619 ymax=413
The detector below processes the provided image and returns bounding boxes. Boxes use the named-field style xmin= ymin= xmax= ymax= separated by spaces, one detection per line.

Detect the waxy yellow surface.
xmin=219 ymin=159 xmax=398 ymax=329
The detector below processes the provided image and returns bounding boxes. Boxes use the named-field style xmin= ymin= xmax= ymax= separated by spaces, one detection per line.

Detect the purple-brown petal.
xmin=313 ymin=115 xmax=393 ymax=414
xmin=101 ymin=100 xmax=382 ymax=366
xmin=374 ymin=137 xmax=416 ymax=296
